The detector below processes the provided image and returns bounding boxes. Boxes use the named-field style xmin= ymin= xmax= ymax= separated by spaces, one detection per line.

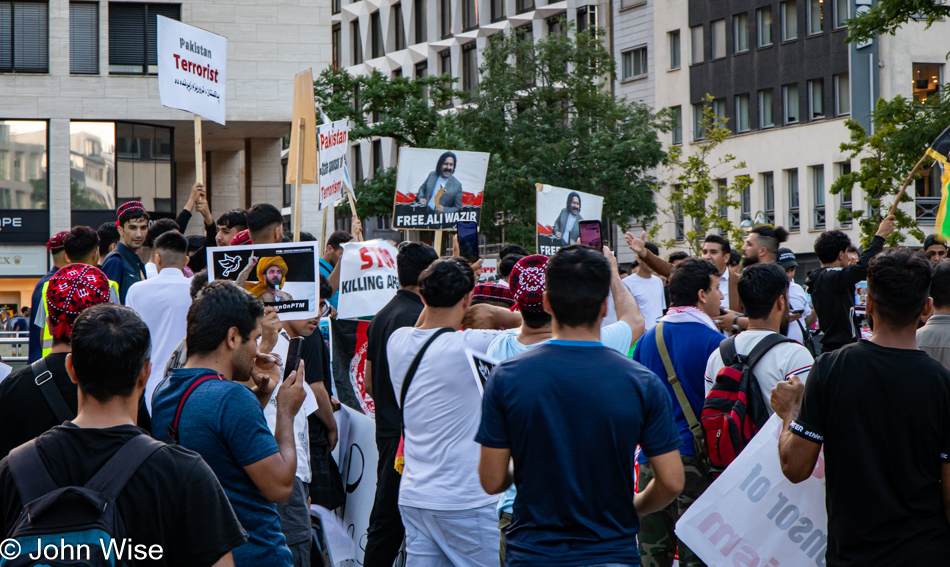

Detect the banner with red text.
xmin=336 ymin=239 xmax=400 ymax=320
xmin=675 ymin=415 xmax=828 ymax=567
xmin=157 ymin=16 xmax=227 ymax=125
xmin=318 ymin=120 xmax=349 ymax=209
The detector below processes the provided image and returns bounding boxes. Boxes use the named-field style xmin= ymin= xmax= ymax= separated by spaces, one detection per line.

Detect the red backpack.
xmin=701 ymin=333 xmax=795 ymax=475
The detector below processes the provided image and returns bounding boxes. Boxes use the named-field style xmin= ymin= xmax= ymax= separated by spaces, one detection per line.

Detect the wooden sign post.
xmin=194 ymin=115 xmax=204 ymax=186
xmin=286 ymin=69 xmax=318 ymax=242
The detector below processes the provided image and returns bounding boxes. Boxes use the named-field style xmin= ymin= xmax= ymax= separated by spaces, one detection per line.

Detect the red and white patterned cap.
xmin=509 ymin=254 xmax=548 ymax=313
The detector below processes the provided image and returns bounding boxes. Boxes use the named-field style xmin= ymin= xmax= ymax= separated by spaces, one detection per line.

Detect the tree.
xmin=452 ymin=23 xmax=667 ymax=249
xmin=651 ymin=94 xmax=752 ymax=255
xmin=830 ymin=91 xmax=950 ymax=246
xmin=847 ymin=0 xmax=950 ymax=48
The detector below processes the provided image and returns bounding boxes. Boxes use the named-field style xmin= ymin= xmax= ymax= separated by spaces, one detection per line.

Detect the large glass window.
xmin=783 ymin=83 xmax=799 ymax=124
xmin=70 ymin=2 xmax=98 ymax=74
xmin=734 ymin=13 xmax=749 ymax=53
xmin=371 ymin=11 xmax=383 ymax=58
xmin=763 ymin=172 xmax=775 ymax=224
xmin=690 ymin=25 xmax=703 ymax=64
xmin=351 ymin=20 xmax=362 ymax=64
xmin=491 ymin=0 xmax=504 ymax=22
xmin=394 ymin=3 xmax=406 ymax=51
xmin=735 ymin=94 xmax=750 ymax=132
xmin=781 ymin=1 xmax=798 ymax=41
xmin=913 ymin=63 xmax=943 ymax=102
xmin=788 ymin=169 xmax=800 ymax=231
xmin=0 ymin=120 xmax=47 ymax=210
xmin=669 ymin=30 xmax=680 ymax=69
xmin=621 ymin=47 xmax=647 ymax=80
xmin=670 ymin=106 xmax=682 ymax=145
xmin=462 ymin=43 xmax=478 ymax=99
xmin=441 ymin=0 xmax=452 ymax=38
xmin=693 ymin=103 xmax=705 ymax=141
xmin=414 ymin=0 xmax=426 ymax=44
xmin=834 ymin=0 xmax=848 ymax=29
xmin=70 ymin=122 xmax=115 ymax=210
xmin=114 ymin=123 xmax=173 ymax=212
xmin=835 ymin=73 xmax=850 ymax=115
xmin=108 ymin=2 xmax=180 ymax=75
xmin=462 ymin=0 xmax=477 ymax=31
xmin=0 ymin=1 xmax=49 ymax=73
xmin=331 ymin=24 xmax=340 ymax=69
xmin=757 ymin=7 xmax=772 ymax=47
xmin=813 ymin=165 xmax=825 ymax=228
xmin=759 ymin=89 xmax=774 ymax=128
xmin=808 ymin=79 xmax=824 ymax=119
xmin=711 ymin=19 xmax=726 ymax=59
xmin=807 ymin=0 xmax=823 ymax=35
xmin=516 ymin=0 xmax=534 ymax=14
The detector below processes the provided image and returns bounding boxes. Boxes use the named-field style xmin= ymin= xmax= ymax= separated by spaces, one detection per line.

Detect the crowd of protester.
xmin=3 ymin=177 xmax=950 ymax=567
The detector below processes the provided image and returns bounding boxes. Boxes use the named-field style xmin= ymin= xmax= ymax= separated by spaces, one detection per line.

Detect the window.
xmin=621 ymin=47 xmax=648 ymax=80
xmin=693 ymin=103 xmax=705 ymax=141
xmin=394 ymin=4 xmax=406 ymax=51
xmin=331 ymin=0 xmax=340 ymax=15
xmin=718 ymin=180 xmax=728 ymax=233
xmin=674 ymin=199 xmax=684 ymax=241
xmin=735 ymin=94 xmax=750 ymax=132
xmin=108 ymin=3 xmax=180 ymax=75
xmin=807 ymin=0 xmax=823 ymax=35
xmin=670 ymin=106 xmax=682 ymax=145
xmin=371 ymin=11 xmax=383 ymax=58
xmin=372 ymin=140 xmax=383 ymax=172
xmin=763 ymin=172 xmax=775 ymax=224
xmin=331 ymin=24 xmax=341 ymax=69
xmin=783 ymin=83 xmax=799 ymax=124
xmin=669 ymin=30 xmax=680 ymax=69
xmin=0 ymin=1 xmax=49 ymax=72
xmin=441 ymin=0 xmax=451 ymax=38
xmin=835 ymin=73 xmax=850 ymax=115
xmin=351 ymin=21 xmax=363 ymax=65
xmin=734 ymin=13 xmax=749 ymax=53
xmin=440 ymin=49 xmax=451 ymax=75
xmin=781 ymin=1 xmax=798 ymax=41
xmin=516 ymin=0 xmax=534 ymax=14
xmin=0 ymin=121 xmax=47 ymax=210
xmin=70 ymin=122 xmax=114 ymax=210
xmin=741 ymin=186 xmax=751 ymax=221
xmin=353 ymin=145 xmax=363 ymax=185
xmin=834 ymin=0 xmax=848 ymax=29
xmin=808 ymin=79 xmax=824 ymax=119
xmin=917 ymin=164 xmax=942 ymax=224
xmin=415 ymin=60 xmax=428 ymax=98
xmin=392 ymin=68 xmax=402 ymax=78
xmin=491 ymin=0 xmax=504 ymax=22
xmin=578 ymin=5 xmax=597 ymax=35
xmin=691 ymin=25 xmax=703 ymax=64
xmin=462 ymin=0 xmax=477 ymax=31
xmin=621 ymin=0 xmax=646 ymax=8
xmin=913 ymin=63 xmax=943 ymax=102
xmin=757 ymin=7 xmax=772 ymax=47
xmin=462 ymin=43 xmax=477 ymax=99
xmin=759 ymin=89 xmax=774 ymax=128
xmin=113 ymin=123 xmax=173 ymax=212
xmin=712 ymin=98 xmax=726 ymax=122
xmin=813 ymin=165 xmax=825 ymax=228
xmin=711 ymin=19 xmax=726 ymax=59
xmin=547 ymin=15 xmax=564 ymax=36
xmin=414 ymin=0 xmax=426 ymax=44
xmin=788 ymin=169 xmax=800 ymax=231
xmin=839 ymin=162 xmax=852 ymax=226
xmin=70 ymin=2 xmax=98 ymax=74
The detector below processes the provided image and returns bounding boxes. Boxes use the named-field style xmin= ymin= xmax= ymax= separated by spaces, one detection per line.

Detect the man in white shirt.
xmin=125 ymin=231 xmax=193 ymax=413
xmin=387 ymin=258 xmax=506 ymax=566
xmin=777 ymin=248 xmax=817 ymax=347
xmin=705 ymin=263 xmax=814 ymax=413
xmin=623 ymin=241 xmax=667 ymax=331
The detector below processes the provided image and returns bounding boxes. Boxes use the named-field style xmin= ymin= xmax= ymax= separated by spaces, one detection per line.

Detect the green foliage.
xmin=830 ymin=90 xmax=950 ymax=246
xmin=846 ymin=0 xmax=950 ymax=49
xmin=652 ymin=94 xmax=751 ymax=255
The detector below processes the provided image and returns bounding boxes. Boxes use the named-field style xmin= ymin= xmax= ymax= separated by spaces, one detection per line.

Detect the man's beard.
xmin=267 ymin=276 xmax=282 ymax=289
xmin=779 ymin=317 xmax=789 ymax=337
xmin=231 ymin=347 xmax=254 ymax=383
xmin=441 ymin=167 xmax=453 ymax=178
xmin=742 ymin=255 xmax=758 ymax=268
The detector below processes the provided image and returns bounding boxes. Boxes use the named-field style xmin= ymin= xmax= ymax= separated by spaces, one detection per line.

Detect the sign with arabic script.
xmin=157 ymin=16 xmax=227 ymax=125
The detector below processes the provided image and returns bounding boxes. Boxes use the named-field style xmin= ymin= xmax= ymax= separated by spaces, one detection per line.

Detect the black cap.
xmin=924 ymin=234 xmax=948 ymax=250
xmin=777 ymin=247 xmax=798 ymax=270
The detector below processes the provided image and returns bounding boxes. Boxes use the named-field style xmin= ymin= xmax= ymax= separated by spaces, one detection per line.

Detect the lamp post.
xmin=741 ymin=211 xmax=770 ymax=230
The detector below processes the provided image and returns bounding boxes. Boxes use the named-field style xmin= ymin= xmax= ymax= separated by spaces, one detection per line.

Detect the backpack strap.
xmin=655 ymin=322 xmax=702 ymax=439
xmin=166 ymin=375 xmax=223 ymax=444
xmin=84 ymin=434 xmax=164 ymax=499
xmin=7 ymin=440 xmax=59 ymax=505
xmin=399 ymin=328 xmax=454 ymax=434
xmin=744 ymin=332 xmax=797 ymax=373
xmin=718 ymin=335 xmax=738 ymax=366
xmin=32 ymin=358 xmax=75 ymax=424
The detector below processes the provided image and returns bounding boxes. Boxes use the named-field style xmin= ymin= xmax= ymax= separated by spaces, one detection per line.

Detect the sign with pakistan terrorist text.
xmin=157 ymin=16 xmax=228 ymax=125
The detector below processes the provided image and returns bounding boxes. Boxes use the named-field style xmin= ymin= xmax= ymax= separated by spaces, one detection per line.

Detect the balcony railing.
xmin=917 ymin=196 xmax=941 ymax=226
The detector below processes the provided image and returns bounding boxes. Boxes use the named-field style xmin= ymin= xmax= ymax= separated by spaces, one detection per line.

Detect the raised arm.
xmin=606 ymin=246 xmax=644 ymax=343
xmin=625 ymin=231 xmax=673 ymax=278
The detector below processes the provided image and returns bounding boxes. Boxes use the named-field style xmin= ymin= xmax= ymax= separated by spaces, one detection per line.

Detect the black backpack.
xmin=701 ymin=333 xmax=796 ymax=475
xmin=4 ymin=434 xmax=163 ymax=566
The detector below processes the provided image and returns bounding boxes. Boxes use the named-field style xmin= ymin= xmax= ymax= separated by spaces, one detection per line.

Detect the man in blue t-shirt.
xmin=632 ymin=258 xmax=724 ymax=567
xmin=319 ymin=230 xmax=355 ymax=310
xmin=151 ymin=281 xmax=306 ymax=567
xmin=476 ymin=245 xmax=684 ymax=567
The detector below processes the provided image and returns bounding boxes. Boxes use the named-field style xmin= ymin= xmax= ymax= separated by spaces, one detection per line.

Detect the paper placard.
xmin=336 ymin=239 xmax=400 ymax=320
xmin=392 ymin=148 xmax=490 ymax=230
xmin=536 ymin=185 xmax=604 ymax=256
xmin=157 ymin=16 xmax=227 ymax=125
xmin=318 ymin=120 xmax=350 ymax=209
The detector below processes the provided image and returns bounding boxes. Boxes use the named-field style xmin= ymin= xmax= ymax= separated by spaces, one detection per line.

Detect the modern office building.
xmin=0 ymin=0 xmax=332 ymax=309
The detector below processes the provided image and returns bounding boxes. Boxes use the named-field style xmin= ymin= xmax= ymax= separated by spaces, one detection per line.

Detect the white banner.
xmin=336 ymin=239 xmax=400 ymax=320
xmin=333 ymin=405 xmax=379 ymax=566
xmin=318 ymin=120 xmax=349 ymax=210
xmin=478 ymin=258 xmax=498 ymax=282
xmin=536 ymin=184 xmax=603 ymax=256
xmin=157 ymin=16 xmax=227 ymax=125
xmin=675 ymin=415 xmax=828 ymax=567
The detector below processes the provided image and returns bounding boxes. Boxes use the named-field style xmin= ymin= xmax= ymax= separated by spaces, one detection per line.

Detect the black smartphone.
xmin=283 ymin=337 xmax=304 ymax=382
xmin=791 ymin=309 xmax=805 ymax=314
xmin=579 ymin=220 xmax=603 ymax=252
xmin=457 ymin=221 xmax=480 ymax=262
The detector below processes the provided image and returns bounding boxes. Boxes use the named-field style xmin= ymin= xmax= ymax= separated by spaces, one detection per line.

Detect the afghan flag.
xmin=928 ymin=125 xmax=950 ymax=240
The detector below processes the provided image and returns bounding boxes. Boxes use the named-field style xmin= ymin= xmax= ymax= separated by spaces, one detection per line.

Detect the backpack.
xmin=4 ymin=434 xmax=163 ymax=566
xmin=701 ymin=333 xmax=796 ymax=475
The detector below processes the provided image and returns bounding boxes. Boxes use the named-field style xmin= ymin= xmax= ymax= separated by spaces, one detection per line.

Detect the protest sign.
xmin=336 ymin=239 xmax=400 ymax=321
xmin=318 ymin=120 xmax=349 ymax=210
xmin=536 ymin=184 xmax=604 ymax=256
xmin=675 ymin=414 xmax=828 ymax=567
xmin=478 ymin=258 xmax=498 ymax=282
xmin=466 ymin=349 xmax=498 ymax=396
xmin=206 ymin=242 xmax=320 ymax=321
xmin=392 ymin=148 xmax=490 ymax=230
xmin=157 ymin=17 xmax=227 ymax=125
xmin=330 ymin=319 xmax=375 ymax=416
xmin=334 ymin=404 xmax=379 ymax=565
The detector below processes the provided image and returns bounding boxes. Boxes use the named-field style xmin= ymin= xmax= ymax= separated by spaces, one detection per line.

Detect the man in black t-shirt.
xmin=362 ymin=241 xmax=438 ymax=567
xmin=0 ymin=304 xmax=246 ymax=566
xmin=805 ymin=215 xmax=894 ymax=352
xmin=772 ymin=248 xmax=950 ymax=566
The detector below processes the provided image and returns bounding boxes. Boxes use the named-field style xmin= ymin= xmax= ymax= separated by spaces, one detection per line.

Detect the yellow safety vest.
xmin=41 ymin=279 xmax=120 ymax=357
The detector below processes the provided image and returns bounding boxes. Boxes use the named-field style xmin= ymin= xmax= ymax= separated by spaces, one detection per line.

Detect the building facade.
xmin=0 ymin=0 xmax=332 ymax=310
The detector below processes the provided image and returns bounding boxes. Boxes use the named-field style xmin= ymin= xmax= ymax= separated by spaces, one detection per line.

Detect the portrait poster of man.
xmin=206 ymin=242 xmax=320 ymax=320
xmin=392 ymin=147 xmax=490 ymax=230
xmin=536 ymin=184 xmax=604 ymax=256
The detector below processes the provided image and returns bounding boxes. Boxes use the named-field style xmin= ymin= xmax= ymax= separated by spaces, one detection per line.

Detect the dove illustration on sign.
xmin=219 ymin=253 xmax=242 ymax=277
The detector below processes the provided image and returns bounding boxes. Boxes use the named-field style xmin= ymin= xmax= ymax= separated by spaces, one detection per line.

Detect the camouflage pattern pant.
xmin=637 ymin=455 xmax=713 ymax=567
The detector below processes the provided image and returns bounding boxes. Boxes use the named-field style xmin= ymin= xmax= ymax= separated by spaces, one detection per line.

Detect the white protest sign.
xmin=333 ymin=405 xmax=379 ymax=566
xmin=478 ymin=258 xmax=498 ymax=282
xmin=675 ymin=415 xmax=828 ymax=567
xmin=336 ymin=239 xmax=400 ymax=320
xmin=536 ymin=184 xmax=604 ymax=256
xmin=318 ymin=120 xmax=349 ymax=210
xmin=157 ymin=16 xmax=227 ymax=125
